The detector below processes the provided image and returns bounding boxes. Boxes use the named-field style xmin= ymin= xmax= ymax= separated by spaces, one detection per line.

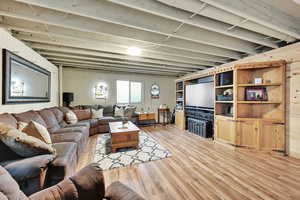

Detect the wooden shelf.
xmin=238 ymin=83 xmax=281 ymax=87
xmin=236 ymin=118 xmax=283 ymax=123
xmin=176 ymin=90 xmax=183 ymax=92
xmin=237 ymin=101 xmax=281 ymax=104
xmin=215 ymin=115 xmax=234 ymax=119
xmin=215 ymin=101 xmax=233 ymax=103
xmin=215 ymin=85 xmax=234 ymax=89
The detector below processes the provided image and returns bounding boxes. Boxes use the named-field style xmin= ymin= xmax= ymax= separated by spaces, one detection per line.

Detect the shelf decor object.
xmin=245 ymin=87 xmax=268 ymax=101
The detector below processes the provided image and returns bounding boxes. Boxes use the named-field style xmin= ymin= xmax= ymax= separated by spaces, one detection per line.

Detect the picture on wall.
xmin=95 ymin=83 xmax=108 ymax=99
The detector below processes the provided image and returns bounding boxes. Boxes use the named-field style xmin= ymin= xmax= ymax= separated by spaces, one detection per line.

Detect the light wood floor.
xmin=78 ymin=125 xmax=300 ymax=200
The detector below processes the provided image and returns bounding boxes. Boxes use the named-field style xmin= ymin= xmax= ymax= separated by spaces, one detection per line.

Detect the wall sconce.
xmin=94 ymin=82 xmax=108 ymax=99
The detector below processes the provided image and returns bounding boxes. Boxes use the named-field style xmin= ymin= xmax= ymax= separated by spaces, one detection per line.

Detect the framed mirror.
xmin=2 ymin=49 xmax=51 ymax=104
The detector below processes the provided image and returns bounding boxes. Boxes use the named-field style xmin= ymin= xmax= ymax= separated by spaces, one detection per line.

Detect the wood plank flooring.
xmin=78 ymin=125 xmax=300 ymax=200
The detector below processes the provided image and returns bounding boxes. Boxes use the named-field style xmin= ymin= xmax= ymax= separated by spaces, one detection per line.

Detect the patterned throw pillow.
xmin=21 ymin=121 xmax=52 ymax=144
xmin=65 ymin=111 xmax=78 ymax=124
xmin=114 ymin=106 xmax=125 ymax=117
xmin=92 ymin=109 xmax=104 ymax=119
xmin=124 ymin=106 xmax=136 ymax=118
xmin=0 ymin=124 xmax=56 ymax=157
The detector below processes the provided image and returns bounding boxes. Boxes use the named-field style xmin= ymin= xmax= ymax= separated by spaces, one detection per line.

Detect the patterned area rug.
xmin=93 ymin=131 xmax=172 ymax=170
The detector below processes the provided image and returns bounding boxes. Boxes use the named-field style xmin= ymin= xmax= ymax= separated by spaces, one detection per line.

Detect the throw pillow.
xmin=65 ymin=111 xmax=78 ymax=124
xmin=22 ymin=121 xmax=52 ymax=144
xmin=124 ymin=106 xmax=137 ymax=118
xmin=114 ymin=106 xmax=125 ymax=117
xmin=92 ymin=109 xmax=104 ymax=119
xmin=0 ymin=124 xmax=56 ymax=157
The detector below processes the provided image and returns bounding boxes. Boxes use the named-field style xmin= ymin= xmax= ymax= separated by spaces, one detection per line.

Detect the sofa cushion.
xmin=0 ymin=166 xmax=28 ymax=200
xmin=38 ymin=109 xmax=60 ymax=133
xmin=97 ymin=116 xmax=118 ymax=125
xmin=103 ymin=105 xmax=114 ymax=116
xmin=13 ymin=111 xmax=47 ymax=127
xmin=80 ymin=119 xmax=98 ymax=128
xmin=22 ymin=121 xmax=52 ymax=144
xmin=0 ymin=124 xmax=56 ymax=157
xmin=1 ymin=155 xmax=55 ymax=195
xmin=72 ymin=109 xmax=91 ymax=121
xmin=49 ymin=107 xmax=66 ymax=127
xmin=0 ymin=113 xmax=18 ymax=128
xmin=47 ymin=142 xmax=78 ymax=186
xmin=51 ymin=130 xmax=87 ymax=159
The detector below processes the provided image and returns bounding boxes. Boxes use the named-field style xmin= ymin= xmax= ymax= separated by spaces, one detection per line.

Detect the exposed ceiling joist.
xmin=27 ymin=43 xmax=201 ymax=70
xmin=50 ymin=59 xmax=183 ymax=76
xmin=106 ymin=0 xmax=278 ymax=48
xmin=11 ymin=0 xmax=259 ymax=54
xmin=48 ymin=58 xmax=193 ymax=73
xmin=197 ymin=0 xmax=300 ymax=40
xmin=0 ymin=0 xmax=245 ymax=58
xmin=157 ymin=0 xmax=298 ymax=42
xmin=59 ymin=65 xmax=180 ymax=77
xmin=14 ymin=33 xmax=208 ymax=69
xmin=37 ymin=51 xmax=196 ymax=72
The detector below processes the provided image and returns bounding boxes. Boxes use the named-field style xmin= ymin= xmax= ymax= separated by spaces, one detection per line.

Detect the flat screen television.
xmin=185 ymin=82 xmax=214 ymax=108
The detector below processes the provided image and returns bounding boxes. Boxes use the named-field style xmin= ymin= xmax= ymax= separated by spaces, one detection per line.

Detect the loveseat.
xmin=0 ymin=163 xmax=145 ymax=200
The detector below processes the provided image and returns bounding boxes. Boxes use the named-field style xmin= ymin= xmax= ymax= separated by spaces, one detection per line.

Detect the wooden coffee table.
xmin=109 ymin=121 xmax=140 ymax=153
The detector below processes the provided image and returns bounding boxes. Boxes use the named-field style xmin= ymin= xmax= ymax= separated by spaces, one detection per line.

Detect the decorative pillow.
xmin=21 ymin=121 xmax=52 ymax=144
xmin=65 ymin=111 xmax=78 ymax=124
xmin=0 ymin=124 xmax=56 ymax=157
xmin=124 ymin=106 xmax=136 ymax=118
xmin=72 ymin=109 xmax=92 ymax=121
xmin=114 ymin=106 xmax=125 ymax=117
xmin=92 ymin=109 xmax=104 ymax=119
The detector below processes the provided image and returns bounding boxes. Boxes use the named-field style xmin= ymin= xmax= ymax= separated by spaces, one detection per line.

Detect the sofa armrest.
xmin=105 ymin=182 xmax=145 ymax=200
xmin=0 ymin=154 xmax=55 ymax=181
xmin=29 ymin=163 xmax=105 ymax=200
xmin=70 ymin=163 xmax=105 ymax=200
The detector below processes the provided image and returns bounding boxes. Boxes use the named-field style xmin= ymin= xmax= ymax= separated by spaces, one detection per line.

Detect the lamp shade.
xmin=63 ymin=92 xmax=74 ymax=102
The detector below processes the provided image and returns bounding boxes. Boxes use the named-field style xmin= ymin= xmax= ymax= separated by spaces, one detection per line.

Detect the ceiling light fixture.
xmin=127 ymin=46 xmax=142 ymax=56
xmin=294 ymin=0 xmax=300 ymax=5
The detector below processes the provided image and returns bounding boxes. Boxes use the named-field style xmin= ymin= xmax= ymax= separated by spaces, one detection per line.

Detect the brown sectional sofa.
xmin=0 ymin=105 xmax=130 ymax=195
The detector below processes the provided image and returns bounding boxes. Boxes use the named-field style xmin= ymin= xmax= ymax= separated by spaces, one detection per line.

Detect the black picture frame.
xmin=245 ymin=87 xmax=268 ymax=101
xmin=2 ymin=49 xmax=51 ymax=104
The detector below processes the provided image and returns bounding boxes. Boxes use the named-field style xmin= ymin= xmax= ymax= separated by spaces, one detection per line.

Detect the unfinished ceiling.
xmin=0 ymin=0 xmax=300 ymax=76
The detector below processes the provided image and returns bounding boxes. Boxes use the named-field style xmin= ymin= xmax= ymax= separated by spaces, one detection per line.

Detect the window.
xmin=117 ymin=80 xmax=142 ymax=103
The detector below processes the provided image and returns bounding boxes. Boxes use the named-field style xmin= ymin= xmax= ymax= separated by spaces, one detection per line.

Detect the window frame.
xmin=116 ymin=80 xmax=143 ymax=104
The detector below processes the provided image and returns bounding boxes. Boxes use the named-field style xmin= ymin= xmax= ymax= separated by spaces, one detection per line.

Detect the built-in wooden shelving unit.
xmin=175 ymin=60 xmax=286 ymax=153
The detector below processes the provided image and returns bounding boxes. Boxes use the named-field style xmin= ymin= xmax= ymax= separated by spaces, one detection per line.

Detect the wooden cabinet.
xmin=215 ymin=117 xmax=236 ymax=144
xmin=175 ymin=110 xmax=185 ymax=130
xmin=236 ymin=120 xmax=259 ymax=148
xmin=260 ymin=121 xmax=285 ymax=151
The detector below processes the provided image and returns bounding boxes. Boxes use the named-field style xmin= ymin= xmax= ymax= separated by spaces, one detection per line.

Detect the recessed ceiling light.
xmin=127 ymin=46 xmax=142 ymax=56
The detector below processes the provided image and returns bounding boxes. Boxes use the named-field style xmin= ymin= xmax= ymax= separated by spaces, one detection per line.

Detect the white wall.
xmin=0 ymin=28 xmax=59 ymax=113
xmin=62 ymin=67 xmax=176 ymax=113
